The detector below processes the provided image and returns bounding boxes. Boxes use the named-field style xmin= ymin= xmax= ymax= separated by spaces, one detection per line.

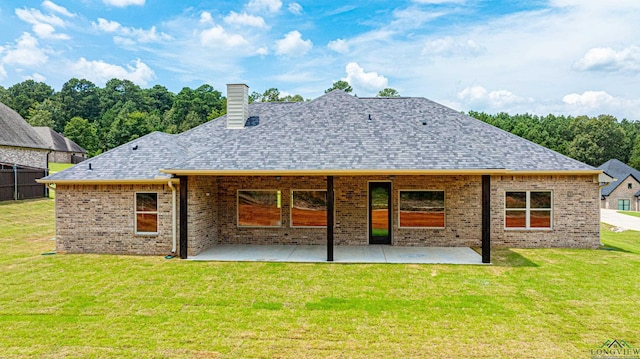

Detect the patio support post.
xmin=327 ymin=175 xmax=334 ymax=261
xmin=179 ymin=176 xmax=188 ymax=259
xmin=482 ymin=175 xmax=491 ymax=263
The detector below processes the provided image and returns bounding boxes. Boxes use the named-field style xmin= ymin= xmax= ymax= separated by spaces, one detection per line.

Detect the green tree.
xmin=567 ymin=115 xmax=627 ymax=166
xmin=64 ymin=116 xmax=100 ymax=157
xmin=6 ymin=80 xmax=54 ymax=118
xmin=325 ymin=80 xmax=352 ymax=93
xmin=377 ymin=88 xmax=400 ymax=97
xmin=26 ymin=106 xmax=55 ymax=128
xmin=57 ymin=78 xmax=100 ymax=123
xmin=629 ymin=136 xmax=640 ymax=170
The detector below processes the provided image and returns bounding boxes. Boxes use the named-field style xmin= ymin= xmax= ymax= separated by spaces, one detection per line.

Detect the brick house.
xmin=0 ymin=101 xmax=49 ymax=169
xmin=33 ymin=127 xmax=87 ymax=164
xmin=39 ymin=84 xmax=608 ymax=263
xmin=598 ymin=159 xmax=640 ymax=211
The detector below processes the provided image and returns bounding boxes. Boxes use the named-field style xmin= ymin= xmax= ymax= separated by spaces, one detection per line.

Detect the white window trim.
xmin=135 ymin=192 xmax=159 ymax=235
xmin=237 ymin=189 xmax=282 ymax=228
xmin=290 ymin=189 xmax=330 ymax=228
xmin=504 ymin=190 xmax=553 ymax=230
xmin=398 ymin=189 xmax=446 ymax=229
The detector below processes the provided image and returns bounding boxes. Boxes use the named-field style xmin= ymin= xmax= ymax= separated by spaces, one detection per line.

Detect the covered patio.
xmin=188 ymin=245 xmax=485 ymax=264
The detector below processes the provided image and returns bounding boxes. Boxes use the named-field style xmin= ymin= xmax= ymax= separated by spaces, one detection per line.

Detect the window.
xmin=505 ymin=191 xmax=552 ymax=229
xmin=238 ymin=190 xmax=282 ymax=227
xmin=399 ymin=190 xmax=445 ymax=228
xmin=136 ymin=193 xmax=158 ymax=234
xmin=291 ymin=190 xmax=327 ymax=227
xmin=629 ymin=183 xmax=633 ymax=190
xmin=618 ymin=199 xmax=630 ymax=211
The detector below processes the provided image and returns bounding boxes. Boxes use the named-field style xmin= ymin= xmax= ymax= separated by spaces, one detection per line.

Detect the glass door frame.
xmin=368 ymin=181 xmax=392 ymax=245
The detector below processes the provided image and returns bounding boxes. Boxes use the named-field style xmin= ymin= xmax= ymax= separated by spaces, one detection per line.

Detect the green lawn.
xmin=1 ymin=199 xmax=640 ymax=358
xmin=618 ymin=210 xmax=640 ymax=219
xmin=46 ymin=163 xmax=74 ymax=199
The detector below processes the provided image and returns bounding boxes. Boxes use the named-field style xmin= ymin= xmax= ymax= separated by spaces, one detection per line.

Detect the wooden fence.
xmin=0 ymin=163 xmax=47 ymax=201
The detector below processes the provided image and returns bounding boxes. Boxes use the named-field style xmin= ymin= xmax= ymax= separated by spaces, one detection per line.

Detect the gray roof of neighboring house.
xmin=0 ymin=101 xmax=49 ymax=150
xmin=598 ymin=159 xmax=640 ymax=197
xmin=33 ymin=127 xmax=86 ymax=154
xmin=43 ymin=90 xmax=595 ymax=182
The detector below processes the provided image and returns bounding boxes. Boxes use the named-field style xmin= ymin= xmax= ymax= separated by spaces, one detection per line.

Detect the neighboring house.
xmin=33 ymin=127 xmax=87 ymax=164
xmin=0 ymin=101 xmax=49 ymax=169
xmin=597 ymin=159 xmax=640 ymax=211
xmin=39 ymin=84 xmax=608 ymax=262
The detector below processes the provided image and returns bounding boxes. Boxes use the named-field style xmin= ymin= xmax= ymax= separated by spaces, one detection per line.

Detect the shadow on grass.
xmin=490 ymin=249 xmax=538 ymax=267
xmin=599 ymin=244 xmax=633 ymax=253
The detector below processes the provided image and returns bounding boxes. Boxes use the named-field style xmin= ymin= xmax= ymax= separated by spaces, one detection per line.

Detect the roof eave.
xmin=36 ymin=178 xmax=180 ymax=185
xmin=159 ymin=168 xmax=602 ymax=176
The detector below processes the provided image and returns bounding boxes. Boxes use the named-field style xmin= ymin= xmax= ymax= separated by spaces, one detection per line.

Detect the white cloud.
xmin=342 ymin=62 xmax=388 ymax=91
xmin=574 ymin=45 xmax=640 ymax=72
xmin=200 ymin=25 xmax=249 ymax=48
xmin=15 ymin=7 xmax=70 ymax=39
xmin=200 ymin=11 xmax=213 ymax=24
xmin=288 ymin=3 xmax=303 ymax=14
xmin=70 ymin=57 xmax=155 ymax=86
xmin=458 ymin=85 xmax=532 ymax=108
xmin=26 ymin=72 xmax=47 ymax=82
xmin=102 ymin=0 xmax=145 ymax=7
xmin=0 ymin=64 xmax=6 ymax=81
xmin=94 ymin=18 xmax=121 ymax=32
xmin=113 ymin=36 xmax=136 ymax=47
xmin=2 ymin=33 xmax=48 ymax=67
xmin=275 ymin=30 xmax=312 ymax=57
xmin=247 ymin=0 xmax=282 ymax=13
xmin=328 ymin=39 xmax=349 ymax=54
xmin=33 ymin=23 xmax=70 ymax=40
xmin=561 ymin=90 xmax=640 ymax=119
xmin=421 ymin=36 xmax=484 ymax=57
xmin=256 ymin=47 xmax=268 ymax=56
xmin=42 ymin=1 xmax=75 ymax=17
xmin=93 ymin=18 xmax=171 ymax=44
xmin=15 ymin=8 xmax=65 ymax=27
xmin=562 ymin=90 xmax=614 ymax=107
xmin=224 ymin=11 xmax=267 ymax=28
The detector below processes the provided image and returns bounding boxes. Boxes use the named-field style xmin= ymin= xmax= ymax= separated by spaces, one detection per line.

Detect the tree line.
xmin=468 ymin=111 xmax=640 ymax=168
xmin=0 ymin=78 xmax=400 ymax=157
xmin=2 ymin=78 xmax=635 ymax=169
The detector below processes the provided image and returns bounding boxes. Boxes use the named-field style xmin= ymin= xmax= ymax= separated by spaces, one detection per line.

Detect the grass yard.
xmin=46 ymin=163 xmax=74 ymax=199
xmin=1 ymin=199 xmax=640 ymax=358
xmin=618 ymin=210 xmax=640 ymax=219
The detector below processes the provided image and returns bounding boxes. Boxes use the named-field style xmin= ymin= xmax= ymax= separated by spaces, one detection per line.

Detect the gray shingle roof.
xmin=33 ymin=127 xmax=86 ymax=153
xmin=43 ymin=90 xmax=595 ymax=182
xmin=598 ymin=159 xmax=640 ymax=196
xmin=0 ymin=101 xmax=49 ymax=149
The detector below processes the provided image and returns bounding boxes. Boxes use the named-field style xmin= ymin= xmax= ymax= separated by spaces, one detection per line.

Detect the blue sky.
xmin=1 ymin=0 xmax=639 ymax=119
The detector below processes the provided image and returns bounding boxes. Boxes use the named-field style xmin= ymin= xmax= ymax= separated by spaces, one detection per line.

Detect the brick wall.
xmin=491 ymin=175 xmax=600 ymax=248
xmin=54 ymin=174 xmax=600 ymax=256
xmin=0 ymin=146 xmax=48 ymax=169
xmin=601 ymin=175 xmax=640 ymax=211
xmin=50 ymin=151 xmax=85 ymax=163
xmin=187 ymin=176 xmax=217 ymax=255
xmin=55 ymin=184 xmax=177 ymax=255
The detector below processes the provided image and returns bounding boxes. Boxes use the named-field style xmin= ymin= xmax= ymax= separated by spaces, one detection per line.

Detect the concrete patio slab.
xmin=189 ymin=245 xmax=484 ymax=264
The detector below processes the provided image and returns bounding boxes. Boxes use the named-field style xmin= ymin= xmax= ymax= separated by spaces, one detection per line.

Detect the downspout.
xmin=167 ymin=180 xmax=177 ymax=254
xmin=45 ymin=149 xmax=52 ymax=198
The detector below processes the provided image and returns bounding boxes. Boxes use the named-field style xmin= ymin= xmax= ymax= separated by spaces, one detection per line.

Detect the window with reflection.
xmin=136 ymin=193 xmax=158 ymax=234
xmin=291 ymin=190 xmax=327 ymax=227
xmin=505 ymin=191 xmax=552 ymax=229
xmin=399 ymin=190 xmax=445 ymax=228
xmin=238 ymin=190 xmax=282 ymax=227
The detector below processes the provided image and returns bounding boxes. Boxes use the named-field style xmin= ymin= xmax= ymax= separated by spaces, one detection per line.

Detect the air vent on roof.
xmin=226 ymin=84 xmax=249 ymax=129
xmin=367 ymin=114 xmax=372 ymax=122
xmin=421 ymin=119 xmax=427 ymax=125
